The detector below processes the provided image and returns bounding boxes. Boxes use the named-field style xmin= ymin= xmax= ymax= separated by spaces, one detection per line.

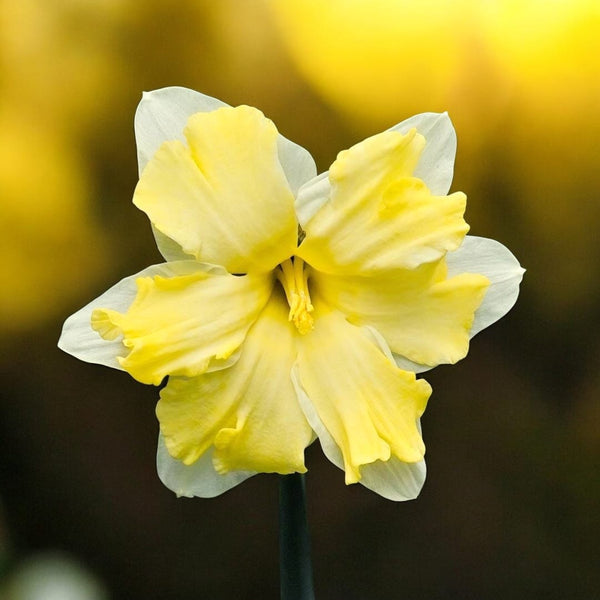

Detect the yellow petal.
xmin=311 ymin=259 xmax=490 ymax=367
xmin=295 ymin=304 xmax=431 ymax=484
xmin=297 ymin=128 xmax=469 ymax=275
xmin=133 ymin=105 xmax=298 ymax=273
xmin=156 ymin=291 xmax=313 ymax=474
xmin=91 ymin=266 xmax=273 ymax=385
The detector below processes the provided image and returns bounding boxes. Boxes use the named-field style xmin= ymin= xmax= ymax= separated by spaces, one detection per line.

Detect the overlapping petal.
xmin=294 ymin=303 xmax=431 ymax=484
xmin=134 ymin=87 xmax=227 ymax=175
xmin=393 ymin=236 xmax=525 ymax=373
xmin=92 ymin=265 xmax=273 ymax=385
xmin=156 ymin=435 xmax=255 ymax=499
xmin=389 ymin=112 xmax=457 ymax=196
xmin=58 ymin=261 xmax=211 ymax=371
xmin=297 ymin=128 xmax=469 ymax=275
xmin=295 ymin=112 xmax=458 ymax=227
xmin=135 ymin=87 xmax=316 ymax=263
xmin=135 ymin=87 xmax=317 ymax=193
xmin=156 ymin=291 xmax=312 ymax=476
xmin=447 ymin=236 xmax=525 ymax=337
xmin=310 ymin=258 xmax=489 ymax=367
xmin=134 ymin=105 xmax=299 ymax=274
xmin=293 ymin=379 xmax=427 ymax=501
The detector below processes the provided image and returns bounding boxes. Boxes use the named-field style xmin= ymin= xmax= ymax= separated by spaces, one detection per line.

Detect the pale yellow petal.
xmin=156 ymin=291 xmax=313 ymax=474
xmin=297 ymin=128 xmax=469 ymax=275
xmin=133 ymin=105 xmax=298 ymax=273
xmin=295 ymin=304 xmax=431 ymax=484
xmin=91 ymin=267 xmax=273 ymax=385
xmin=311 ymin=259 xmax=489 ymax=367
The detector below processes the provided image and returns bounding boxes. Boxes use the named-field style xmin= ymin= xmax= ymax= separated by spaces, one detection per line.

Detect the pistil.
xmin=276 ymin=257 xmax=314 ymax=335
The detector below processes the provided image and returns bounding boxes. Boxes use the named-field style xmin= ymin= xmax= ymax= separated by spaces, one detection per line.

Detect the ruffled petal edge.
xmin=58 ymin=261 xmax=240 ymax=373
xmin=291 ymin=366 xmax=426 ymax=501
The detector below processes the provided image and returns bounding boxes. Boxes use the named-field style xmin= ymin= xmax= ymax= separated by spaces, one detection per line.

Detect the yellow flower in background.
xmin=269 ymin=0 xmax=600 ymax=127
xmin=268 ymin=0 xmax=484 ymax=128
xmin=59 ymin=87 xmax=523 ymax=500
xmin=0 ymin=105 xmax=109 ymax=332
xmin=0 ymin=0 xmax=124 ymax=332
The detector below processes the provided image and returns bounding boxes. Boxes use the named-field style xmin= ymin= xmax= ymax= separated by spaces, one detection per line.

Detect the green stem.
xmin=279 ymin=473 xmax=315 ymax=600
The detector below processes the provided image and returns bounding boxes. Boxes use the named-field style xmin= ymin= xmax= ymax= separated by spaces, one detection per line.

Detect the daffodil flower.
xmin=59 ymin=87 xmax=523 ymax=501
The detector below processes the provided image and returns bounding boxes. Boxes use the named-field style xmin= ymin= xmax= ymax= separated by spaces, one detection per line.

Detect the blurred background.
xmin=1 ymin=0 xmax=599 ymax=598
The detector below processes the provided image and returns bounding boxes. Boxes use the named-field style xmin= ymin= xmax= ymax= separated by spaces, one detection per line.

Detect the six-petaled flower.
xmin=59 ymin=87 xmax=523 ymax=500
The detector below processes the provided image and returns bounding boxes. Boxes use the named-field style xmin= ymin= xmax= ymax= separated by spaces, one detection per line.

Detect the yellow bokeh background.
xmin=1 ymin=1 xmax=599 ymax=598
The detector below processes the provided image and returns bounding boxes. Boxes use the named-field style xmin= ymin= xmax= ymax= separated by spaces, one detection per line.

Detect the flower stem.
xmin=279 ymin=473 xmax=315 ymax=600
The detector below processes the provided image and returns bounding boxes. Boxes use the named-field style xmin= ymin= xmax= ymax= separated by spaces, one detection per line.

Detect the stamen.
xmin=276 ymin=257 xmax=314 ymax=335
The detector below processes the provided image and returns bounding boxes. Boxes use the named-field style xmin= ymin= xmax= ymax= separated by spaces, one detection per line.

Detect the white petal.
xmin=277 ymin=134 xmax=317 ymax=196
xmin=446 ymin=235 xmax=524 ymax=336
xmin=295 ymin=171 xmax=330 ymax=228
xmin=134 ymin=88 xmax=229 ymax=261
xmin=392 ymin=353 xmax=431 ymax=374
xmin=291 ymin=366 xmax=344 ymax=465
xmin=134 ymin=86 xmax=316 ymax=259
xmin=357 ymin=455 xmax=426 ymax=501
xmin=150 ymin=226 xmax=193 ymax=262
xmin=291 ymin=365 xmax=425 ymax=501
xmin=389 ymin=112 xmax=457 ymax=196
xmin=135 ymin=87 xmax=227 ymax=176
xmin=156 ymin=434 xmax=254 ymax=498
xmin=58 ymin=261 xmax=231 ymax=371
xmin=295 ymin=112 xmax=457 ymax=227
xmin=393 ymin=235 xmax=524 ymax=373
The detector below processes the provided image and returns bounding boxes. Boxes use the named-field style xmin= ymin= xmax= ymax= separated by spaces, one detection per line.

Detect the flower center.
xmin=276 ymin=257 xmax=314 ymax=335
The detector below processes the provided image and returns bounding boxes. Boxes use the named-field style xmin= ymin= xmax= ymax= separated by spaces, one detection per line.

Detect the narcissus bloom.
xmin=59 ymin=87 xmax=523 ymax=500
